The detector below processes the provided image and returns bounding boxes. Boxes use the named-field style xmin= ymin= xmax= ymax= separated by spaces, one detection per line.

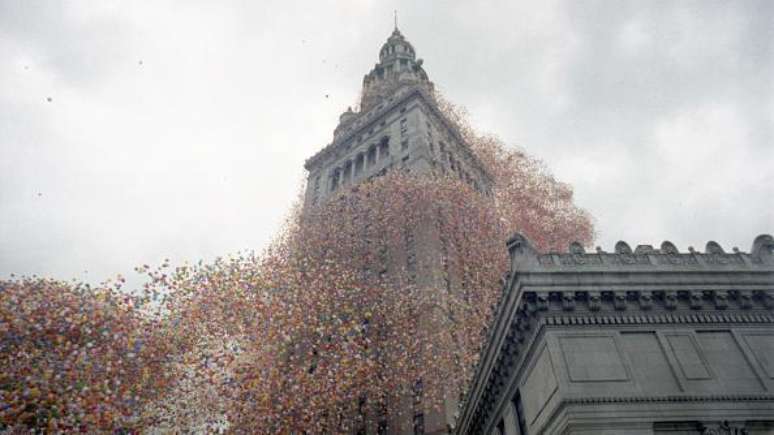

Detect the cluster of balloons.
xmin=1 ymin=96 xmax=593 ymax=433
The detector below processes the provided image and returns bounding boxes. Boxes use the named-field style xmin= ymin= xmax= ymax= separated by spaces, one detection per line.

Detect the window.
xmin=354 ymin=154 xmax=364 ymax=176
xmin=401 ymin=139 xmax=409 ymax=151
xmin=412 ymin=379 xmax=424 ymax=435
xmin=330 ymin=169 xmax=340 ymax=191
xmin=342 ymin=161 xmax=352 ymax=184
xmin=379 ymin=137 xmax=390 ymax=159
xmin=400 ymin=118 xmax=408 ymax=135
xmin=413 ymin=413 xmax=424 ymax=435
xmin=367 ymin=145 xmax=377 ymax=167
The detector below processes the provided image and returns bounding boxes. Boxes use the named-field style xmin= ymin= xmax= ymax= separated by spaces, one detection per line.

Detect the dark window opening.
xmin=343 ymin=161 xmax=352 ymax=184
xmin=367 ymin=145 xmax=377 ymax=167
xmin=331 ymin=169 xmax=340 ymax=191
xmin=379 ymin=137 xmax=390 ymax=159
xmin=354 ymin=154 xmax=364 ymax=175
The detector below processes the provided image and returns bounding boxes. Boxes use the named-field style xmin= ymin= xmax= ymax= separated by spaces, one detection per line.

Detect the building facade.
xmin=455 ymin=234 xmax=774 ymax=435
xmin=303 ymin=28 xmax=495 ymax=434
xmin=303 ymin=28 xmax=492 ymax=208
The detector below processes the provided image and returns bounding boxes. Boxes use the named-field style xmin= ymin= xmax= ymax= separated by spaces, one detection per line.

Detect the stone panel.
xmin=665 ymin=333 xmax=712 ymax=380
xmin=559 ymin=335 xmax=629 ymax=382
xmin=620 ymin=331 xmax=680 ymax=393
xmin=521 ymin=344 xmax=558 ymax=425
xmin=743 ymin=333 xmax=774 ymax=379
xmin=696 ymin=330 xmax=764 ymax=392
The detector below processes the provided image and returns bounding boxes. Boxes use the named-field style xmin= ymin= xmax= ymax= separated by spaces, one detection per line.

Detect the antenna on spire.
xmin=394 ymin=10 xmax=398 ymax=31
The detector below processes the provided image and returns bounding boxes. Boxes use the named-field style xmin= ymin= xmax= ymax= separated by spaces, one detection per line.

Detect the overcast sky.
xmin=1 ymin=0 xmax=772 ymax=286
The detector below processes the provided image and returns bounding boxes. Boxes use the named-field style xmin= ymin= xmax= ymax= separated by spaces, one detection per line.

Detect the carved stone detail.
xmin=664 ymin=291 xmax=678 ymax=310
xmin=689 ymin=291 xmax=704 ymax=310
xmin=569 ymin=242 xmax=585 ymax=254
xmin=635 ymin=244 xmax=656 ymax=254
xmin=562 ymin=293 xmax=575 ymax=311
xmin=615 ymin=241 xmax=632 ymax=254
xmin=639 ymin=291 xmax=653 ymax=310
xmin=588 ymin=291 xmax=601 ymax=311
xmin=706 ymin=241 xmax=725 ymax=254
xmin=701 ymin=420 xmax=749 ymax=435
xmin=661 ymin=241 xmax=679 ymax=254
xmin=713 ymin=291 xmax=729 ymax=310
xmin=612 ymin=292 xmax=627 ymax=310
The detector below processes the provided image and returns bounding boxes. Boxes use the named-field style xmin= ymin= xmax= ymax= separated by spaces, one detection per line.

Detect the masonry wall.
xmin=303 ymin=87 xmax=491 ymax=208
xmin=457 ymin=235 xmax=774 ymax=435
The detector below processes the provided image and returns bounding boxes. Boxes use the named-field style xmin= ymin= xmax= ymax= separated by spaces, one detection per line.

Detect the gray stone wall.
xmin=303 ymin=86 xmax=492 ymax=208
xmin=456 ymin=234 xmax=774 ymax=435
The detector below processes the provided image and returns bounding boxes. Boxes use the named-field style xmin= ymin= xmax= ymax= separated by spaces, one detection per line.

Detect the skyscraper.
xmin=302 ymin=27 xmax=493 ymax=434
xmin=304 ymin=27 xmax=492 ymax=208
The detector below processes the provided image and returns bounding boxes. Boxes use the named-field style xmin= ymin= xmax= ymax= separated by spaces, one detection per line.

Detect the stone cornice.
xmin=562 ymin=393 xmax=774 ymax=405
xmin=507 ymin=234 xmax=774 ymax=274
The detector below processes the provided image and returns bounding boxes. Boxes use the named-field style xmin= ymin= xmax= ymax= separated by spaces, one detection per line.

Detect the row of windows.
xmin=428 ymin=139 xmax=482 ymax=191
xmin=382 ymin=43 xmax=414 ymax=56
xmin=383 ymin=59 xmax=411 ymax=75
xmin=330 ymin=137 xmax=391 ymax=192
xmin=329 ymin=115 xmax=409 ymax=193
xmin=426 ymin=116 xmax=487 ymax=183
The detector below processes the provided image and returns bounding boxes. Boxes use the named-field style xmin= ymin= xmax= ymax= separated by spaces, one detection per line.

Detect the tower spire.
xmin=394 ymin=10 xmax=398 ymax=31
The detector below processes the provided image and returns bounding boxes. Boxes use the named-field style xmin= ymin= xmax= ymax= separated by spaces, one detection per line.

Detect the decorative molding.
xmin=563 ymin=393 xmax=774 ymax=405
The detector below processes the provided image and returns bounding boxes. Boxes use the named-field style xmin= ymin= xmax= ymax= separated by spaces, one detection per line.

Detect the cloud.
xmin=0 ymin=0 xmax=772 ymax=285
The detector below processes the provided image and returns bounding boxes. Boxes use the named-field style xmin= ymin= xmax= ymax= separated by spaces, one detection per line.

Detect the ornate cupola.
xmin=359 ymin=27 xmax=434 ymax=111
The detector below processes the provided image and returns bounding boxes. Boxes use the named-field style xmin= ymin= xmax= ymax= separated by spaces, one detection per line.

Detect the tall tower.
xmin=304 ymin=27 xmax=492 ymax=207
xmin=303 ymin=27 xmax=493 ymax=434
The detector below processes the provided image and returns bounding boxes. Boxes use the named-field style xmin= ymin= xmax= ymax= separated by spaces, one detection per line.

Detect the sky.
xmin=1 ymin=0 xmax=772 ymax=287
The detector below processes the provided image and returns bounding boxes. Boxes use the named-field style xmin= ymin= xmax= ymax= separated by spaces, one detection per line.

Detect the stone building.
xmin=303 ymin=27 xmax=492 ymax=208
xmin=302 ymin=27 xmax=495 ymax=434
xmin=302 ymin=26 xmax=774 ymax=435
xmin=455 ymin=234 xmax=774 ymax=435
